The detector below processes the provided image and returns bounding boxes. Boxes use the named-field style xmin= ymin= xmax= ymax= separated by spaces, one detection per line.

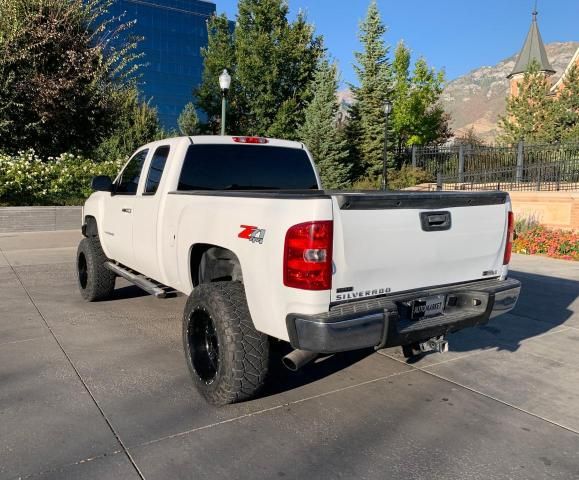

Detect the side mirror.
xmin=91 ymin=175 xmax=113 ymax=192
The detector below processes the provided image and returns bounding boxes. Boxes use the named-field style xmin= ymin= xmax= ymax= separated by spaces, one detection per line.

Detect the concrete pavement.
xmin=0 ymin=230 xmax=578 ymax=479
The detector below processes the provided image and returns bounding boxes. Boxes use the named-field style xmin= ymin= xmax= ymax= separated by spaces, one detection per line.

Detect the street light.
xmin=381 ymin=100 xmax=392 ymax=190
xmin=219 ymin=69 xmax=231 ymax=136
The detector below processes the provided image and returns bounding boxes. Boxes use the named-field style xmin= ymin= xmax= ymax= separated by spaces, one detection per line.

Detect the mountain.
xmin=441 ymin=41 xmax=579 ymax=142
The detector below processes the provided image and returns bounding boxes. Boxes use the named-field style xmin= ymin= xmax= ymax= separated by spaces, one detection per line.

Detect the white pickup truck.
xmin=78 ymin=135 xmax=521 ymax=405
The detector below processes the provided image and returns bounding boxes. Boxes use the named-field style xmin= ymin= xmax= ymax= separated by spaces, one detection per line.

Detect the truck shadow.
xmin=420 ymin=269 xmax=578 ymax=357
xmin=110 ymin=284 xmax=150 ymax=300
xmin=261 ymin=342 xmax=375 ymax=398
xmin=262 ymin=268 xmax=578 ymax=392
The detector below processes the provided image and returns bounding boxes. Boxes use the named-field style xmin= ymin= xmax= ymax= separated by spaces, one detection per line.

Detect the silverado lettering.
xmin=336 ymin=288 xmax=391 ymax=301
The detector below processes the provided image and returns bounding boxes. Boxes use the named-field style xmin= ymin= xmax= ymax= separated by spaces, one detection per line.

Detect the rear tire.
xmin=183 ymin=282 xmax=269 ymax=406
xmin=76 ymin=237 xmax=116 ymax=302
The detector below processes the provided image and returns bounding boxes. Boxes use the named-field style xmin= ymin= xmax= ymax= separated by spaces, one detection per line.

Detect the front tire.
xmin=76 ymin=237 xmax=116 ymax=302
xmin=183 ymin=282 xmax=269 ymax=406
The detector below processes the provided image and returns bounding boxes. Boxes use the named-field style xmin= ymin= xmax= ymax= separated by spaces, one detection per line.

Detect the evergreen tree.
xmin=557 ymin=63 xmax=579 ymax=142
xmin=195 ymin=1 xmax=323 ymax=138
xmin=178 ymin=102 xmax=200 ymax=135
xmin=391 ymin=41 xmax=450 ymax=150
xmin=298 ymin=61 xmax=351 ymax=189
xmin=498 ymin=61 xmax=558 ymax=144
xmin=344 ymin=100 xmax=365 ymax=179
xmin=349 ymin=1 xmax=392 ymax=177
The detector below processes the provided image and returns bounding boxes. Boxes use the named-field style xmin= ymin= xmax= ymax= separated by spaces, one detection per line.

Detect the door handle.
xmin=420 ymin=211 xmax=451 ymax=231
xmin=121 ymin=208 xmax=132 ymax=214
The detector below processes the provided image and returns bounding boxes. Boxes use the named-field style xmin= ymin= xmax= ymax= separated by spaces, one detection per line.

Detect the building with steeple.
xmin=507 ymin=8 xmax=555 ymax=98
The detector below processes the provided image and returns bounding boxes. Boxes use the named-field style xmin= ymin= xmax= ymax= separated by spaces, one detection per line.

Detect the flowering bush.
xmin=0 ymin=150 xmax=124 ymax=205
xmin=513 ymin=225 xmax=579 ymax=261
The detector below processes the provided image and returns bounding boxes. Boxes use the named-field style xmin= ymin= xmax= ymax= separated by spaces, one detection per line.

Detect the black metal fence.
xmin=434 ymin=158 xmax=579 ymax=192
xmin=401 ymin=142 xmax=579 ymax=191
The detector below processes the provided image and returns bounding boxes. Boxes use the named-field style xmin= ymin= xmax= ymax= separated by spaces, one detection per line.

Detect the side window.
xmin=115 ymin=149 xmax=149 ymax=194
xmin=144 ymin=146 xmax=170 ymax=195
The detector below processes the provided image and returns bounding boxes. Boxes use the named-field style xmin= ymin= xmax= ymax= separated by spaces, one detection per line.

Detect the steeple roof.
xmin=508 ymin=9 xmax=555 ymax=79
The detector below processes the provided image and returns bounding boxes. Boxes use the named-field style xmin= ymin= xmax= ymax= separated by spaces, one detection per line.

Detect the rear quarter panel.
xmin=162 ymin=194 xmax=333 ymax=341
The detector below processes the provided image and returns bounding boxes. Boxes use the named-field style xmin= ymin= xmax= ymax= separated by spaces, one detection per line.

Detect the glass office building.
xmin=107 ymin=0 xmax=216 ymax=129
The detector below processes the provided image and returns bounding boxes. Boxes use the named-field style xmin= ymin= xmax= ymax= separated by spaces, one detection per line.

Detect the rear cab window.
xmin=178 ymin=145 xmax=319 ymax=191
xmin=144 ymin=146 xmax=170 ymax=195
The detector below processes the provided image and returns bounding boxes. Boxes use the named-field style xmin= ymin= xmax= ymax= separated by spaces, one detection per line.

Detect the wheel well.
xmin=190 ymin=244 xmax=243 ymax=287
xmin=83 ymin=216 xmax=98 ymax=237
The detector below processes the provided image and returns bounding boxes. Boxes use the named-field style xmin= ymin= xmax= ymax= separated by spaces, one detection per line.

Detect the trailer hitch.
xmin=419 ymin=336 xmax=449 ymax=354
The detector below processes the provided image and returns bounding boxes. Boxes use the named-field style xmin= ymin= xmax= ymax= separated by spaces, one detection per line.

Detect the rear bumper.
xmin=286 ymin=278 xmax=521 ymax=354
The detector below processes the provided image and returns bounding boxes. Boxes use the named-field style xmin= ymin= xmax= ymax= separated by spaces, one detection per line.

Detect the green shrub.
xmin=351 ymin=166 xmax=433 ymax=191
xmin=351 ymin=175 xmax=381 ymax=190
xmin=388 ymin=166 xmax=434 ymax=190
xmin=0 ymin=150 xmax=124 ymax=206
xmin=514 ymin=214 xmax=540 ymax=235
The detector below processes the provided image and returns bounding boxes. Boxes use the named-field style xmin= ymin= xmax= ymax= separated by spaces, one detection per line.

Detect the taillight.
xmin=284 ymin=221 xmax=333 ymax=290
xmin=503 ymin=211 xmax=514 ymax=265
xmin=232 ymin=136 xmax=269 ymax=144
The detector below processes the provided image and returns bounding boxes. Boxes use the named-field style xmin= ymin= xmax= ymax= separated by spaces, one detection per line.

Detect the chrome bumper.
xmin=286 ymin=278 xmax=521 ymax=354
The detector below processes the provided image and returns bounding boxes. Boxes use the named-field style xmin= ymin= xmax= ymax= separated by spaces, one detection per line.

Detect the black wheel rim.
xmin=188 ymin=308 xmax=220 ymax=384
xmin=78 ymin=252 xmax=88 ymax=289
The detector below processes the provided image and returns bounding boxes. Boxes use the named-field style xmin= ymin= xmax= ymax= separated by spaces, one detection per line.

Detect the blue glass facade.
xmin=108 ymin=0 xmax=216 ymax=129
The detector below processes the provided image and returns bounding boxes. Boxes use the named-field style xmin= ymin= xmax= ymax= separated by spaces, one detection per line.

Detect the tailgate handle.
xmin=420 ymin=211 xmax=451 ymax=231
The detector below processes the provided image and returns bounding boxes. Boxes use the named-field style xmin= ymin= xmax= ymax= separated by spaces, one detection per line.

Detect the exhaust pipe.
xmin=282 ymin=349 xmax=318 ymax=372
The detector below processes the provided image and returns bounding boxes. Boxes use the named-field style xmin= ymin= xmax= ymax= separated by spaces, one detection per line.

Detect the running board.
xmin=104 ymin=262 xmax=168 ymax=298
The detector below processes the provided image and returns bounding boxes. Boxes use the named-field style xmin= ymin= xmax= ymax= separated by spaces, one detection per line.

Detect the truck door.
xmin=131 ymin=145 xmax=171 ymax=279
xmin=102 ymin=148 xmax=149 ymax=267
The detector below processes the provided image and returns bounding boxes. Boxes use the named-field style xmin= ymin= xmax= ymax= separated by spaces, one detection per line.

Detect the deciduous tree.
xmin=94 ymin=88 xmax=164 ymax=161
xmin=391 ymin=41 xmax=450 ymax=150
xmin=195 ymin=1 xmax=323 ymax=138
xmin=0 ymin=0 xmax=146 ymax=157
xmin=194 ymin=14 xmax=239 ymax=134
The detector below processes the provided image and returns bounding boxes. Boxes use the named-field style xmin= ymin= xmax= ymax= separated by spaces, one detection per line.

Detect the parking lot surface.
xmin=1 ymin=230 xmax=578 ymax=480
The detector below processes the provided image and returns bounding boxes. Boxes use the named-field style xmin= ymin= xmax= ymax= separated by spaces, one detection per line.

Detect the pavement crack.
xmin=1 ymin=249 xmax=147 ymax=480
xmin=11 ymin=449 xmax=124 ymax=480
xmin=0 ymin=336 xmax=46 ymax=348
xmin=385 ymin=352 xmax=579 ymax=437
xmin=131 ymin=368 xmax=415 ymax=450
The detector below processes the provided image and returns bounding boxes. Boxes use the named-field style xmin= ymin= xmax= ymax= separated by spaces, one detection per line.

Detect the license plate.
xmin=410 ymin=294 xmax=446 ymax=320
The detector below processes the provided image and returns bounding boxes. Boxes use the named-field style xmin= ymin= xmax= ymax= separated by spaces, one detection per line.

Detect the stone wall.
xmin=509 ymin=191 xmax=579 ymax=231
xmin=0 ymin=207 xmax=82 ymax=233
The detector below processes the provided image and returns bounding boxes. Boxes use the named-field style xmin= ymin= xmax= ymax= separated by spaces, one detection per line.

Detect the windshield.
xmin=178 ymin=144 xmax=319 ymax=191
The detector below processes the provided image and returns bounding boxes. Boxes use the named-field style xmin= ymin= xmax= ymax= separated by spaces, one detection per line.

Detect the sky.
xmin=213 ymin=0 xmax=579 ymax=86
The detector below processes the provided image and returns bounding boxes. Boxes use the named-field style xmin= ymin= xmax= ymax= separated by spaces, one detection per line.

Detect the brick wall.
xmin=0 ymin=207 xmax=82 ymax=233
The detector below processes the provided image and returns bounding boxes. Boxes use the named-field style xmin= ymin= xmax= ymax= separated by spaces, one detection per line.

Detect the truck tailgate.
xmin=330 ymin=192 xmax=510 ymax=303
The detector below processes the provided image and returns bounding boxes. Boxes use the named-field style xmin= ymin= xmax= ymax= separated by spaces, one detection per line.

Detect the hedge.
xmin=0 ymin=150 xmax=124 ymax=206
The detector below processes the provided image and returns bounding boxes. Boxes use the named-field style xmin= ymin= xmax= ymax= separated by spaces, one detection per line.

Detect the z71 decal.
xmin=238 ymin=225 xmax=266 ymax=244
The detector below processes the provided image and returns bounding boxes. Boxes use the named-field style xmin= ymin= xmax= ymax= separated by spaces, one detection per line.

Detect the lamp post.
xmin=381 ymin=100 xmax=392 ymax=190
xmin=219 ymin=69 xmax=231 ymax=136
